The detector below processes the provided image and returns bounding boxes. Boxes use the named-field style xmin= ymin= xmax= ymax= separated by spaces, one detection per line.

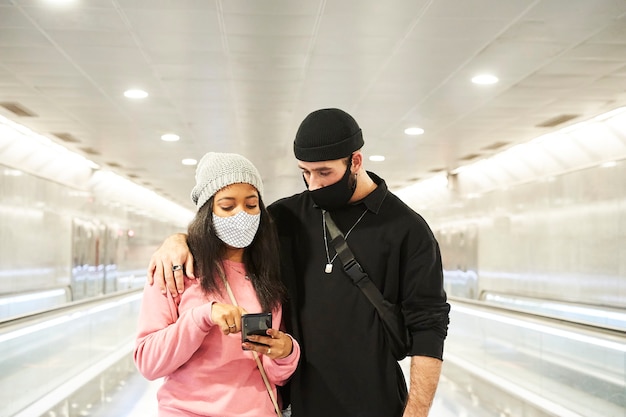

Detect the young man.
xmin=148 ymin=108 xmax=450 ymax=417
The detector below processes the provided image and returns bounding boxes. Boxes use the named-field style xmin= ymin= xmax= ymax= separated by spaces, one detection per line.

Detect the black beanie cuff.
xmin=294 ymin=128 xmax=363 ymax=162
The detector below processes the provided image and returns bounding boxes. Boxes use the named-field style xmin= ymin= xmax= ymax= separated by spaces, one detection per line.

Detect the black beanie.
xmin=293 ymin=108 xmax=364 ymax=162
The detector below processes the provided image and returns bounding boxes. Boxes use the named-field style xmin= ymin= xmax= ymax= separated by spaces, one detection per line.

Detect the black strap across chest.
xmin=323 ymin=210 xmax=409 ymax=360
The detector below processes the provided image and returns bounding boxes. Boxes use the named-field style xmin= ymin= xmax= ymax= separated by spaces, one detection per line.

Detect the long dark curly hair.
xmin=187 ymin=195 xmax=284 ymax=312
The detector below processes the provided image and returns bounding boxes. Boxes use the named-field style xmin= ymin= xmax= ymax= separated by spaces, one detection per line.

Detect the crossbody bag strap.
xmin=217 ymin=263 xmax=282 ymax=416
xmin=323 ymin=211 xmax=407 ymax=353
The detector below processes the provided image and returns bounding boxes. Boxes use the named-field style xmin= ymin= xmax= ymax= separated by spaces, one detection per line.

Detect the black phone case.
xmin=241 ymin=312 xmax=272 ymax=345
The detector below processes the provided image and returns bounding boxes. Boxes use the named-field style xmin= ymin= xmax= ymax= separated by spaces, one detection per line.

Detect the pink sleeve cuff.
xmin=191 ymin=301 xmax=216 ymax=331
xmin=274 ymin=333 xmax=300 ymax=365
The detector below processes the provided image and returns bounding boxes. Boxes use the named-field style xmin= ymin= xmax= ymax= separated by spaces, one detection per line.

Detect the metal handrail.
xmin=0 ymin=290 xmax=143 ymax=417
xmin=445 ymin=298 xmax=626 ymax=417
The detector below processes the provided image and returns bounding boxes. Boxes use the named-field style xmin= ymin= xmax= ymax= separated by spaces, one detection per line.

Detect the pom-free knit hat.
xmin=293 ymin=108 xmax=364 ymax=162
xmin=191 ymin=152 xmax=263 ymax=210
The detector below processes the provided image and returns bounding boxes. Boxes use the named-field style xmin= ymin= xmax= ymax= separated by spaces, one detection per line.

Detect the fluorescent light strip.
xmin=453 ymin=304 xmax=626 ymax=352
xmin=0 ymin=288 xmax=66 ymax=306
xmin=485 ymin=293 xmax=626 ymax=323
xmin=0 ymin=293 xmax=142 ymax=344
xmin=397 ymin=106 xmax=626 ymax=200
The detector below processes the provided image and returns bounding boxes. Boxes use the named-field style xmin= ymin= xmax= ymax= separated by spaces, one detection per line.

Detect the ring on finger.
xmin=267 ymin=348 xmax=271 ymax=355
xmin=172 ymin=264 xmax=183 ymax=272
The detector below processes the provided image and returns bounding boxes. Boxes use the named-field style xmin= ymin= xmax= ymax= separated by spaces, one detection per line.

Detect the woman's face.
xmin=212 ymin=183 xmax=260 ymax=217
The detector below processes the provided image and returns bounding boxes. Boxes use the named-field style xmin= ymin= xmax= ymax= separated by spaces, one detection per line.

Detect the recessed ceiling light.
xmin=369 ymin=155 xmax=385 ymax=162
xmin=404 ymin=127 xmax=425 ymax=136
xmin=161 ymin=133 xmax=180 ymax=142
xmin=124 ymin=89 xmax=148 ymax=99
xmin=182 ymin=158 xmax=197 ymax=166
xmin=471 ymin=74 xmax=499 ymax=85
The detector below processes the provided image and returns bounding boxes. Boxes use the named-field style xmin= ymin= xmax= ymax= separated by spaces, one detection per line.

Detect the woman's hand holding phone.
xmin=242 ymin=327 xmax=294 ymax=359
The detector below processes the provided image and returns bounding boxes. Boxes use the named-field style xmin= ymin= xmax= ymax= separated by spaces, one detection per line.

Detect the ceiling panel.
xmin=0 ymin=0 xmax=625 ymax=209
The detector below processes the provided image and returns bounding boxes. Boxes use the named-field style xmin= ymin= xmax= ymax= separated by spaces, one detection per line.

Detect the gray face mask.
xmin=212 ymin=211 xmax=261 ymax=248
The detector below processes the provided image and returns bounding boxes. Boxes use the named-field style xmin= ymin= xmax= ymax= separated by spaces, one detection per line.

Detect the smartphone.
xmin=241 ymin=312 xmax=272 ymax=346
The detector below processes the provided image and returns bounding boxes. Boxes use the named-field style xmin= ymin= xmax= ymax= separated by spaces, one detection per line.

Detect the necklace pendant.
xmin=325 ymin=263 xmax=333 ymax=274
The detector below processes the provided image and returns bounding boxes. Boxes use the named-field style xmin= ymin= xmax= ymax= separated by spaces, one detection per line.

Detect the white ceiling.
xmin=1 ymin=0 xmax=626 ymax=209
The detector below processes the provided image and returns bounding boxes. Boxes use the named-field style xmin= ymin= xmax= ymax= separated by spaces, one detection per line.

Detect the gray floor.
xmin=109 ymin=359 xmax=488 ymax=417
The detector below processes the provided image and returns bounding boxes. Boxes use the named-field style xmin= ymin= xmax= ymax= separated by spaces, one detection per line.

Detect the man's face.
xmin=297 ymin=158 xmax=348 ymax=191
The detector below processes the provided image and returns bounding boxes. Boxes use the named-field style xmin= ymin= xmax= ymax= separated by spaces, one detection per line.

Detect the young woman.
xmin=134 ymin=152 xmax=300 ymax=417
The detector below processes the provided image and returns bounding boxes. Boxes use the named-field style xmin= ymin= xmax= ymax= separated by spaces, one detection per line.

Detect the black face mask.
xmin=306 ymin=160 xmax=357 ymax=211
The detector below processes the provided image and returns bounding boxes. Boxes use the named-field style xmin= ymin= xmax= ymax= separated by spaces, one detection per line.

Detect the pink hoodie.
xmin=134 ymin=260 xmax=300 ymax=417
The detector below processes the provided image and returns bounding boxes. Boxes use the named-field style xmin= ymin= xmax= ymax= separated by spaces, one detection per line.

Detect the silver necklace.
xmin=322 ymin=209 xmax=368 ymax=274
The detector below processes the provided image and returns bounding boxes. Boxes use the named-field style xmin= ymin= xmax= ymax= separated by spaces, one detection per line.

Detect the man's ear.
xmin=350 ymin=151 xmax=363 ymax=172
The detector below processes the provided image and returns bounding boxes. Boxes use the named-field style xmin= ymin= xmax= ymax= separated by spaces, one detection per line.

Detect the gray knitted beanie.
xmin=191 ymin=152 xmax=263 ymax=210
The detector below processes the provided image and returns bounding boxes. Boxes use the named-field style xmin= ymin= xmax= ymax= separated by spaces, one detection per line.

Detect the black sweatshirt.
xmin=269 ymin=172 xmax=450 ymax=417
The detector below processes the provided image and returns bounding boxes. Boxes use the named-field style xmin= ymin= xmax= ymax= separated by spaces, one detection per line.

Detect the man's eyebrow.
xmin=297 ymin=165 xmax=332 ymax=172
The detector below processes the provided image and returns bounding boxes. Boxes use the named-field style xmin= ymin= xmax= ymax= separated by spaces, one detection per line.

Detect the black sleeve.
xmin=401 ymin=221 xmax=450 ymax=360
